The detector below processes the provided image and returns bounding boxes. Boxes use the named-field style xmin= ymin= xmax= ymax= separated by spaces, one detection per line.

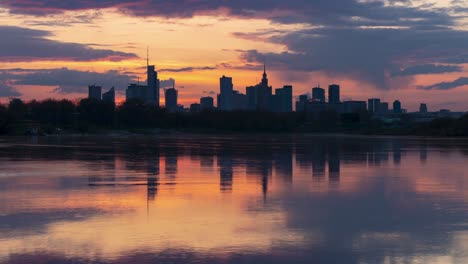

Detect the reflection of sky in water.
xmin=0 ymin=135 xmax=467 ymax=264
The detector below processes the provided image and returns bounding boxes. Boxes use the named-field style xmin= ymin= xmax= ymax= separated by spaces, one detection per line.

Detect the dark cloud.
xmin=419 ymin=77 xmax=468 ymax=90
xmin=1 ymin=1 xmax=467 ymax=91
xmin=0 ymin=82 xmax=21 ymax=97
xmin=159 ymin=66 xmax=216 ymax=73
xmin=0 ymin=0 xmax=455 ymax=29
xmin=0 ymin=26 xmax=138 ymax=62
xmin=238 ymin=26 xmax=468 ymax=89
xmin=0 ymin=68 xmax=137 ymax=95
xmin=391 ymin=64 xmax=463 ymax=76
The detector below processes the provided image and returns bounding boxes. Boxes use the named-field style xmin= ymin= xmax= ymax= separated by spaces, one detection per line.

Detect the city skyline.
xmin=0 ymin=1 xmax=467 ymax=111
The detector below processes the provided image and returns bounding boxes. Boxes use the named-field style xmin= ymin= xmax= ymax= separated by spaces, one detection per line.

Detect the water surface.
xmin=0 ymin=135 xmax=467 ymax=264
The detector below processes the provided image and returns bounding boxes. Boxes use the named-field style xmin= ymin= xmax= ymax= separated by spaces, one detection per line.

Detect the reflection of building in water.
xmin=200 ymin=155 xmax=215 ymax=168
xmin=165 ymin=154 xmax=178 ymax=180
xmin=218 ymin=152 xmax=233 ymax=192
xmin=147 ymin=155 xmax=160 ymax=201
xmin=312 ymin=148 xmax=326 ymax=178
xmin=367 ymin=144 xmax=390 ymax=166
xmin=328 ymin=150 xmax=340 ymax=182
xmin=393 ymin=142 xmax=402 ymax=165
xmin=246 ymin=158 xmax=273 ymax=199
xmin=273 ymin=145 xmax=294 ymax=185
xmin=420 ymin=145 xmax=428 ymax=163
xmin=87 ymin=155 xmax=117 ymax=186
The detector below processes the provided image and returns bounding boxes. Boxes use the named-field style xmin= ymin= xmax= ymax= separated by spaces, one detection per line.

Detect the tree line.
xmin=0 ymin=98 xmax=467 ymax=136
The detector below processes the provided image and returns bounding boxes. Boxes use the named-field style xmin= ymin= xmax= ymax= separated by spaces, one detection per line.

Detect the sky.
xmin=0 ymin=0 xmax=467 ymax=111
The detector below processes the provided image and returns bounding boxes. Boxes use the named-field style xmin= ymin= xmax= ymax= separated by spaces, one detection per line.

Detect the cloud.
xmin=159 ymin=66 xmax=216 ymax=73
xmin=0 ymin=26 xmax=138 ymax=62
xmin=0 ymin=68 xmax=137 ymax=95
xmin=160 ymin=78 xmax=175 ymax=89
xmin=1 ymin=1 xmax=467 ymax=91
xmin=0 ymin=82 xmax=21 ymax=97
xmin=391 ymin=64 xmax=463 ymax=76
xmin=0 ymin=0 xmax=456 ymax=30
xmin=238 ymin=26 xmax=468 ymax=89
xmin=419 ymin=77 xmax=468 ymax=90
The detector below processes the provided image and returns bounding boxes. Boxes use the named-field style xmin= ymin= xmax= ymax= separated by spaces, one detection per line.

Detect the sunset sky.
xmin=0 ymin=0 xmax=467 ymax=111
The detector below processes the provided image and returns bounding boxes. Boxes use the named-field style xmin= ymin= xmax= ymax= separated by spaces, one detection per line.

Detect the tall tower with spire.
xmin=261 ymin=62 xmax=268 ymax=86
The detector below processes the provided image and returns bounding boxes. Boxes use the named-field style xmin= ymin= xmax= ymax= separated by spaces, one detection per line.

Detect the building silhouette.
xmin=328 ymin=84 xmax=340 ymax=104
xmin=218 ymin=76 xmax=233 ymax=111
xmin=420 ymin=103 xmax=428 ymax=113
xmin=102 ymin=87 xmax=115 ymax=105
xmin=368 ymin=98 xmax=381 ymax=113
xmin=273 ymin=85 xmax=293 ymax=112
xmin=343 ymin=101 xmax=367 ymax=113
xmin=312 ymin=87 xmax=325 ymax=102
xmin=88 ymin=85 xmax=102 ymax=100
xmin=231 ymin=91 xmax=248 ymax=110
xmin=200 ymin=96 xmax=214 ymax=111
xmin=296 ymin=94 xmax=309 ymax=112
xmin=393 ymin=100 xmax=402 ymax=113
xmin=190 ymin=103 xmax=201 ymax=113
xmin=247 ymin=65 xmax=273 ymax=111
xmin=165 ymin=87 xmax=178 ymax=113
xmin=146 ymin=65 xmax=160 ymax=106
xmin=125 ymin=62 xmax=160 ymax=105
xmin=380 ymin=102 xmax=389 ymax=114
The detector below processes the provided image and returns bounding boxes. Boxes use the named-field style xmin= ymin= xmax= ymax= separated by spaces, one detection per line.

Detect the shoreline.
xmin=2 ymin=129 xmax=468 ymax=141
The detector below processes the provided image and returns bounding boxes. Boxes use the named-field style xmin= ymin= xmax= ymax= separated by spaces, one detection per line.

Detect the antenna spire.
xmin=146 ymin=46 xmax=149 ymax=67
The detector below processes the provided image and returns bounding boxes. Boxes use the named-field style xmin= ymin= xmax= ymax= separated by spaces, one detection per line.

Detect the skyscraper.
xmin=380 ymin=102 xmax=389 ymax=114
xmin=200 ymin=96 xmax=214 ymax=111
xmin=368 ymin=98 xmax=381 ymax=113
xmin=312 ymin=87 xmax=325 ymax=102
xmin=420 ymin=103 xmax=428 ymax=113
xmin=273 ymin=85 xmax=293 ymax=112
xmin=393 ymin=100 xmax=402 ymax=113
xmin=102 ymin=87 xmax=115 ymax=105
xmin=88 ymin=85 xmax=102 ymax=100
xmin=296 ymin=94 xmax=309 ymax=112
xmin=147 ymin=65 xmax=160 ymax=106
xmin=219 ymin=76 xmax=233 ymax=111
xmin=246 ymin=64 xmax=273 ymax=111
xmin=328 ymin=84 xmax=340 ymax=104
xmin=165 ymin=88 xmax=178 ymax=113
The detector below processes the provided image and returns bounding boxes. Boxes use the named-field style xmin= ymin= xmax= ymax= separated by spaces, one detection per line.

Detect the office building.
xmin=393 ymin=100 xmax=402 ymax=113
xmin=200 ymin=96 xmax=214 ymax=111
xmin=165 ymin=88 xmax=178 ymax=113
xmin=343 ymin=101 xmax=367 ymax=113
xmin=126 ymin=84 xmax=147 ymax=101
xmin=102 ymin=87 xmax=115 ymax=104
xmin=420 ymin=103 xmax=428 ymax=113
xmin=232 ymin=91 xmax=248 ymax=110
xmin=219 ymin=76 xmax=233 ymax=111
xmin=125 ymin=63 xmax=160 ymax=105
xmin=328 ymin=84 xmax=340 ymax=104
xmin=380 ymin=102 xmax=389 ymax=114
xmin=146 ymin=65 xmax=160 ymax=106
xmin=246 ymin=64 xmax=272 ymax=111
xmin=273 ymin=85 xmax=293 ymax=112
xmin=368 ymin=98 xmax=381 ymax=113
xmin=88 ymin=85 xmax=102 ymax=100
xmin=296 ymin=94 xmax=309 ymax=112
xmin=312 ymin=87 xmax=325 ymax=102
xmin=190 ymin=103 xmax=201 ymax=113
